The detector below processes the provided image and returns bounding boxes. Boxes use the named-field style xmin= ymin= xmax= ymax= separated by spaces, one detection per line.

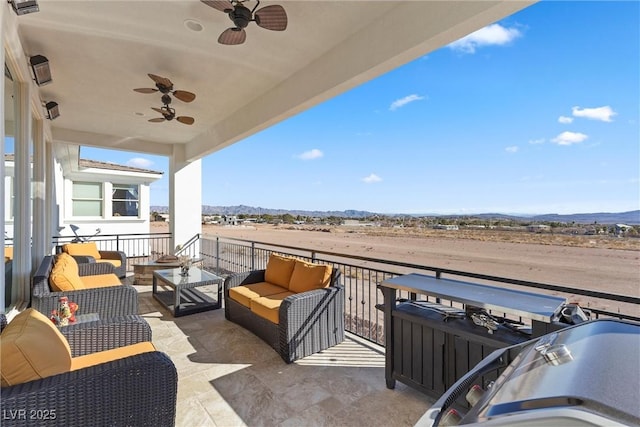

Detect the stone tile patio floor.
xmin=132 ymin=280 xmax=433 ymax=427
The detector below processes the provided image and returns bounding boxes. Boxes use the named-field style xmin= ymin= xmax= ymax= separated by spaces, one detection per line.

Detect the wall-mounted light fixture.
xmin=9 ymin=0 xmax=39 ymax=15
xmin=30 ymin=55 xmax=52 ymax=86
xmin=45 ymin=101 xmax=60 ymax=120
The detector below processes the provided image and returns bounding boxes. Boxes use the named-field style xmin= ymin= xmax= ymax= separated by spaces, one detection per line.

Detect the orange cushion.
xmin=288 ymin=260 xmax=333 ymax=293
xmin=97 ymin=259 xmax=122 ymax=268
xmin=71 ymin=342 xmax=156 ymax=371
xmin=250 ymin=291 xmax=296 ymax=324
xmin=1 ymin=309 xmax=72 ymax=387
xmin=264 ymin=254 xmax=297 ymax=289
xmin=80 ymin=273 xmax=121 ymax=288
xmin=228 ymin=282 xmax=288 ymax=308
xmin=49 ymin=253 xmax=85 ymax=291
xmin=63 ymin=242 xmax=102 ymax=260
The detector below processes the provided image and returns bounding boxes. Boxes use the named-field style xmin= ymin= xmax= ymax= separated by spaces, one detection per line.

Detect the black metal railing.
xmin=52 ymin=232 xmax=173 ymax=272
xmin=198 ymin=235 xmax=640 ymax=345
xmin=50 ymin=232 xmax=640 ymax=346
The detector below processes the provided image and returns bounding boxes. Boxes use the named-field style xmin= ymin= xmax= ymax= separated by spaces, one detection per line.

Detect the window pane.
xmin=112 ymin=184 xmax=139 ymax=217
xmin=73 ymin=182 xmax=102 ymax=199
xmin=73 ymin=200 xmax=102 ymax=216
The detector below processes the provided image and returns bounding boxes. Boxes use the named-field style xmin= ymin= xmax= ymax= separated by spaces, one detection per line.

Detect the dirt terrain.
xmin=153 ymin=222 xmax=640 ymax=302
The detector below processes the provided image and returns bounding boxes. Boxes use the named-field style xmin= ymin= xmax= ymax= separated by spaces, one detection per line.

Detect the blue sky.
xmin=82 ymin=2 xmax=639 ymax=215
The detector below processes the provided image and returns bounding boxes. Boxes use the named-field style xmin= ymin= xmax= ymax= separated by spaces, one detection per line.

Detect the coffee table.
xmin=152 ymin=267 xmax=223 ymax=317
xmin=133 ymin=259 xmax=203 ymax=285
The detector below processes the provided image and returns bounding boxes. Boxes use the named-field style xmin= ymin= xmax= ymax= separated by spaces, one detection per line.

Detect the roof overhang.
xmin=5 ymin=1 xmax=536 ymax=161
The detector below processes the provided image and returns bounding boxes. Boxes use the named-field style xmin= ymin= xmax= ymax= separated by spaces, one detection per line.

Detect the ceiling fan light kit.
xmin=202 ymin=0 xmax=288 ymax=45
xmin=134 ymin=74 xmax=196 ymax=125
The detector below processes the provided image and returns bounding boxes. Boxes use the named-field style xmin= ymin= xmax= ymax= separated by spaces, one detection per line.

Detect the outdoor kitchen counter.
xmin=378 ymin=273 xmax=568 ymax=398
xmin=381 ymin=273 xmax=566 ymax=323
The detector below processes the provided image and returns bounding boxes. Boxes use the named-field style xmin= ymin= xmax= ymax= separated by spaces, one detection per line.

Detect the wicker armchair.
xmin=224 ymin=268 xmax=344 ymax=363
xmin=32 ymin=255 xmax=138 ymax=319
xmin=60 ymin=243 xmax=127 ymax=278
xmin=0 ymin=313 xmax=177 ymax=427
xmin=58 ymin=314 xmax=153 ymax=357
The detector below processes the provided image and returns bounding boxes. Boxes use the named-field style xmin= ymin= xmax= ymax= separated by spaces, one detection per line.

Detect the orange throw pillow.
xmin=288 ymin=260 xmax=332 ymax=293
xmin=264 ymin=254 xmax=297 ymax=289
xmin=1 ymin=309 xmax=72 ymax=387
xmin=63 ymin=242 xmax=102 ymax=260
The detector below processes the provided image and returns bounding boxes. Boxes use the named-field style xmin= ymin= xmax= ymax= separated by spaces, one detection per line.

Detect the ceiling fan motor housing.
xmin=230 ymin=4 xmax=252 ymax=29
xmin=161 ymin=94 xmax=172 ymax=105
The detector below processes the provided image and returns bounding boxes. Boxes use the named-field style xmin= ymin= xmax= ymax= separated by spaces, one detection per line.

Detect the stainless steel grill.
xmin=417 ymin=319 xmax=640 ymax=427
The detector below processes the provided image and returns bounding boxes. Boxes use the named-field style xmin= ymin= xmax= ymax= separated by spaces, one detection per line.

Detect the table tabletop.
xmin=153 ymin=267 xmax=222 ymax=289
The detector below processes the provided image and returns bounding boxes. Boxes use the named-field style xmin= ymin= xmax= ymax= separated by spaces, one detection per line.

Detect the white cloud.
xmin=505 ymin=146 xmax=519 ymax=153
xmin=572 ymin=106 xmax=617 ymax=122
xmin=448 ymin=24 xmax=522 ymax=54
xmin=528 ymin=138 xmax=546 ymax=145
xmin=558 ymin=116 xmax=573 ymax=124
xmin=389 ymin=94 xmax=425 ymax=111
xmin=362 ymin=173 xmax=382 ymax=184
xmin=297 ymin=149 xmax=323 ymax=160
xmin=551 ymin=131 xmax=588 ymax=146
xmin=127 ymin=157 xmax=153 ymax=168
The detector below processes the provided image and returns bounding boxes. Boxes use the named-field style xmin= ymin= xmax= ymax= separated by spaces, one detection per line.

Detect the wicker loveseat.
xmin=61 ymin=242 xmax=127 ymax=278
xmin=32 ymin=254 xmax=138 ymax=319
xmin=0 ymin=309 xmax=177 ymax=427
xmin=224 ymin=254 xmax=344 ymax=363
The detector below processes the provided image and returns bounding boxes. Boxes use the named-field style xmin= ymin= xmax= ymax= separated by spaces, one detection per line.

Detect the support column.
xmin=169 ymin=144 xmax=202 ymax=255
xmin=1 ymin=4 xmax=6 ymax=310
xmin=45 ymin=142 xmax=58 ymax=252
xmin=32 ymin=119 xmax=46 ymax=268
xmin=13 ymin=81 xmax=31 ymax=304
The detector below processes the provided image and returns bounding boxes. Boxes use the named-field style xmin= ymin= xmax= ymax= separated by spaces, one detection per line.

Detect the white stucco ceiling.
xmin=7 ymin=0 xmax=535 ymax=161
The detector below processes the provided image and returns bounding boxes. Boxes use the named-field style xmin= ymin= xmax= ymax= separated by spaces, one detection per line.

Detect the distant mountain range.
xmin=150 ymin=205 xmax=640 ymax=225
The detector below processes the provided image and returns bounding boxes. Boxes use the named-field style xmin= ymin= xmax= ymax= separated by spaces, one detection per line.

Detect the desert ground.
xmin=152 ymin=222 xmax=640 ymax=302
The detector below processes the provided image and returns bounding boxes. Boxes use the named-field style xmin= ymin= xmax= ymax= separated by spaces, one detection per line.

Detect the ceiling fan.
xmin=201 ymin=0 xmax=287 ymax=45
xmin=134 ymin=73 xmax=196 ymax=103
xmin=148 ymin=94 xmax=195 ymax=125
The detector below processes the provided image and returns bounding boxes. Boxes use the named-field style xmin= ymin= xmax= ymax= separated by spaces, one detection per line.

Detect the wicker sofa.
xmin=0 ymin=309 xmax=177 ymax=427
xmin=32 ymin=255 xmax=138 ymax=319
xmin=60 ymin=242 xmax=127 ymax=278
xmin=224 ymin=254 xmax=344 ymax=363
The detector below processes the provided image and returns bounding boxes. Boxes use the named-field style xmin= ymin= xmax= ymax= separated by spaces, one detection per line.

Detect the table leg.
xmin=174 ymin=286 xmax=180 ymax=316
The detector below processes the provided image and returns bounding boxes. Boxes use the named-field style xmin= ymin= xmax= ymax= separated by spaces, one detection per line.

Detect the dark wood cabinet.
xmin=379 ymin=274 xmax=566 ymax=400
xmin=387 ymin=302 xmax=524 ymax=398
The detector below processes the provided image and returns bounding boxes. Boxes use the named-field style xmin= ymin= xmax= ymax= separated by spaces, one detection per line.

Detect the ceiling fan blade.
xmin=255 ymin=5 xmax=287 ymax=31
xmin=177 ymin=116 xmax=195 ymax=125
xmin=148 ymin=118 xmax=166 ymax=123
xmin=148 ymin=73 xmax=173 ymax=89
xmin=134 ymin=88 xmax=158 ymax=94
xmin=173 ymin=90 xmax=196 ymax=103
xmin=151 ymin=107 xmax=164 ymax=114
xmin=218 ymin=28 xmax=246 ymax=45
xmin=201 ymin=0 xmax=233 ymax=13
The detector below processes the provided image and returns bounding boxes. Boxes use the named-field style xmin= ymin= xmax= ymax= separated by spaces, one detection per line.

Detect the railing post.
xmin=116 ymin=235 xmax=120 ymax=251
xmin=311 ymin=251 xmax=317 ymax=262
xmin=216 ymin=237 xmax=220 ymax=273
xmin=250 ymin=242 xmax=255 ymax=270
